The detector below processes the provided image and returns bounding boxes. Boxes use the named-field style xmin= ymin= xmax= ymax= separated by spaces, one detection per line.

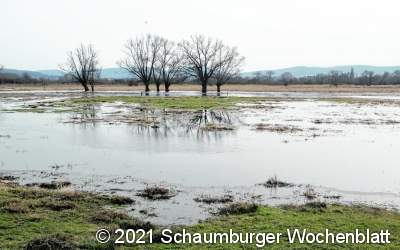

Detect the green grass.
xmin=1 ymin=184 xmax=399 ymax=249
xmin=134 ymin=204 xmax=400 ymax=249
xmin=0 ymin=184 xmax=135 ymax=249
xmin=68 ymin=96 xmax=267 ymax=109
xmin=1 ymin=96 xmax=269 ymax=113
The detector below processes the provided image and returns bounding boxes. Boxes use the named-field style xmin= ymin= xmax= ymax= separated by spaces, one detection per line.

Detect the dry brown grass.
xmin=25 ymin=234 xmax=75 ymax=250
xmin=90 ymin=209 xmax=130 ymax=223
xmin=254 ymin=123 xmax=303 ymax=133
xmin=3 ymin=83 xmax=400 ymax=93
xmin=2 ymin=199 xmax=31 ymax=213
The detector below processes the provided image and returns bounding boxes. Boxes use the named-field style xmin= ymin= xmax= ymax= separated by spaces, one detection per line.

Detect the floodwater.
xmin=1 ymin=91 xmax=400 ymax=225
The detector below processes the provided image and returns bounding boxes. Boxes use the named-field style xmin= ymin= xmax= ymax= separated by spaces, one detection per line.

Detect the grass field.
xmin=68 ymin=96 xmax=267 ymax=109
xmin=0 ymin=183 xmax=399 ymax=249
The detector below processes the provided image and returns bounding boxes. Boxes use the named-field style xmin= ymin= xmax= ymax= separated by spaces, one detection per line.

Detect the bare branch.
xmin=213 ymin=45 xmax=245 ymax=92
xmin=179 ymin=35 xmax=224 ymax=94
xmin=118 ymin=34 xmax=162 ymax=92
xmin=153 ymin=38 xmax=185 ymax=92
xmin=60 ymin=44 xmax=100 ymax=92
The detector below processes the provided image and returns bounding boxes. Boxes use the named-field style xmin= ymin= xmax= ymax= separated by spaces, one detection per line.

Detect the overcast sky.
xmin=1 ymin=0 xmax=400 ymax=71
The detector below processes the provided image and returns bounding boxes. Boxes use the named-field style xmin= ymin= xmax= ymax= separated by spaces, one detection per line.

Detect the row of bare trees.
xmin=246 ymin=68 xmax=400 ymax=86
xmin=61 ymin=34 xmax=244 ymax=94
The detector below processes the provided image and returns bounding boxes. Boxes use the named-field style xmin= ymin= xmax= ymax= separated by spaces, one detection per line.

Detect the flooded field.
xmin=1 ymin=91 xmax=400 ymax=225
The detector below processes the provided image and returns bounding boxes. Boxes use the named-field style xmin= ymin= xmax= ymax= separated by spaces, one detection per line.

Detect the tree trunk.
xmin=91 ymin=84 xmax=94 ymax=92
xmin=217 ymin=84 xmax=221 ymax=93
xmin=82 ymin=83 xmax=89 ymax=92
xmin=201 ymin=83 xmax=207 ymax=95
xmin=165 ymin=83 xmax=170 ymax=92
xmin=145 ymin=82 xmax=150 ymax=92
xmin=156 ymin=84 xmax=160 ymax=92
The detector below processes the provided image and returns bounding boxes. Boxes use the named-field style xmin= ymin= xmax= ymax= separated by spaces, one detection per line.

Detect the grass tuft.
xmin=25 ymin=234 xmax=75 ymax=250
xmin=218 ymin=202 xmax=258 ymax=215
xmin=137 ymin=186 xmax=175 ymax=200
xmin=2 ymin=199 xmax=31 ymax=213
xmin=90 ymin=210 xmax=130 ymax=223
xmin=106 ymin=195 xmax=135 ymax=205
xmin=119 ymin=219 xmax=155 ymax=232
xmin=194 ymin=194 xmax=234 ymax=204
xmin=260 ymin=176 xmax=294 ymax=188
xmin=26 ymin=181 xmax=72 ymax=190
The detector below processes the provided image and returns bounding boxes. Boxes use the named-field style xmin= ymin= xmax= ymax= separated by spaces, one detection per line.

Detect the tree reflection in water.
xmin=67 ymin=104 xmax=99 ymax=128
xmin=133 ymin=108 xmax=237 ymax=140
xmin=67 ymin=105 xmax=238 ymax=140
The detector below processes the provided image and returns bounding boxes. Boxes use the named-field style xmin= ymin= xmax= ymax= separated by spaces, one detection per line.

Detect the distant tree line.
xmin=0 ymin=70 xmax=50 ymax=85
xmin=242 ymin=68 xmax=400 ymax=86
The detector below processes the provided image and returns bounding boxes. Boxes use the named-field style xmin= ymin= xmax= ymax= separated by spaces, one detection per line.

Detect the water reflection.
xmin=186 ymin=109 xmax=233 ymax=131
xmin=67 ymin=104 xmax=238 ymax=140
xmin=67 ymin=104 xmax=99 ymax=128
xmin=183 ymin=109 xmax=235 ymax=140
xmin=134 ymin=109 xmax=237 ymax=141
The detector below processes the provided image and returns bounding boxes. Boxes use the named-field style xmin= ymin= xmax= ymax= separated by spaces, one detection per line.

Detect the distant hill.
xmin=2 ymin=68 xmax=131 ymax=80
xmin=98 ymin=68 xmax=131 ymax=79
xmin=37 ymin=68 xmax=132 ymax=79
xmin=243 ymin=65 xmax=400 ymax=78
xmin=36 ymin=69 xmax=64 ymax=78
xmin=3 ymin=65 xmax=400 ymax=80
xmin=1 ymin=69 xmax=59 ymax=80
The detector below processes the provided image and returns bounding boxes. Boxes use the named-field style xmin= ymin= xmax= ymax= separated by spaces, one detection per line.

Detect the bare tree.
xmin=349 ymin=67 xmax=355 ymax=84
xmin=265 ymin=71 xmax=275 ymax=82
xmin=0 ymin=65 xmax=3 ymax=84
xmin=118 ymin=34 xmax=162 ymax=92
xmin=154 ymin=38 xmax=185 ymax=93
xmin=254 ymin=72 xmax=262 ymax=82
xmin=378 ymin=72 xmax=390 ymax=85
xmin=213 ymin=45 xmax=244 ymax=93
xmin=152 ymin=66 xmax=163 ymax=92
xmin=280 ymin=72 xmax=294 ymax=86
xmin=60 ymin=44 xmax=100 ymax=92
xmin=361 ymin=71 xmax=375 ymax=85
xmin=393 ymin=70 xmax=400 ymax=84
xmin=22 ymin=72 xmax=32 ymax=83
xmin=328 ymin=70 xmax=340 ymax=86
xmin=180 ymin=35 xmax=224 ymax=94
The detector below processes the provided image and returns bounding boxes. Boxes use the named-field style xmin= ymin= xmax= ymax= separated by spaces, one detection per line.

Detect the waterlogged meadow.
xmin=1 ymin=91 xmax=400 ymax=226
